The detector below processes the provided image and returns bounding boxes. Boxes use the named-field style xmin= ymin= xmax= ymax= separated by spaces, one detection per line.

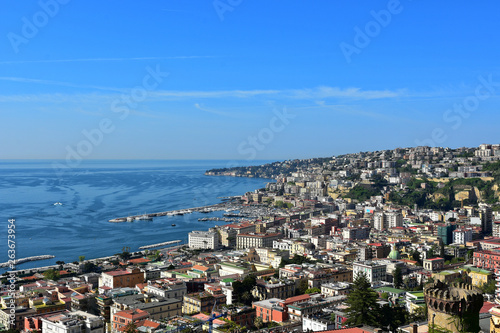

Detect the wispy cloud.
xmin=0 ymin=77 xmax=406 ymax=105
xmin=0 ymin=76 xmax=126 ymax=93
xmin=154 ymin=89 xmax=280 ymax=99
xmin=194 ymin=103 xmax=238 ymax=118
xmin=151 ymin=87 xmax=403 ymax=100
xmin=0 ymin=55 xmax=220 ymax=65
xmin=288 ymin=86 xmax=405 ymax=99
xmin=303 ymin=101 xmax=418 ymax=124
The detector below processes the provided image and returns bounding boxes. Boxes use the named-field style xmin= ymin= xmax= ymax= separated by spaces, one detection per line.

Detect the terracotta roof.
xmin=104 ymin=270 xmax=130 ymax=276
xmin=237 ymin=233 xmax=280 ymax=238
xmin=283 ymin=294 xmax=310 ymax=305
xmin=22 ymin=276 xmax=39 ymax=281
xmin=114 ymin=309 xmax=149 ymax=320
xmin=128 ymin=258 xmax=151 ymax=264
xmin=136 ymin=283 xmax=148 ymax=290
xmin=320 ymin=329 xmax=372 ymax=333
xmin=192 ymin=265 xmax=209 ymax=272
xmin=481 ymin=301 xmax=496 ymax=314
xmin=135 ymin=319 xmax=160 ymax=329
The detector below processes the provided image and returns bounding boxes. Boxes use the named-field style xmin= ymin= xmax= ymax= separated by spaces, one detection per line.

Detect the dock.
xmin=139 ymin=240 xmax=181 ymax=250
xmin=0 ymin=255 xmax=55 ymax=268
xmin=108 ymin=201 xmax=237 ymax=223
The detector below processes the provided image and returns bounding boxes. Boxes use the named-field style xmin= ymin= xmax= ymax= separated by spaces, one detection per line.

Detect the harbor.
xmin=108 ymin=201 xmax=236 ymax=223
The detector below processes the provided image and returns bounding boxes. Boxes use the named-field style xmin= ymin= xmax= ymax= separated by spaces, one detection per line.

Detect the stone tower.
xmin=424 ymin=280 xmax=484 ymax=333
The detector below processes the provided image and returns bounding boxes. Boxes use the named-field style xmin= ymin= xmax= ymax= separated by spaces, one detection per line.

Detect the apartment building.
xmin=188 ymin=230 xmax=220 ymax=250
xmin=42 ymin=310 xmax=105 ymax=333
xmin=352 ymin=261 xmax=386 ymax=283
xmin=236 ymin=233 xmax=283 ymax=249
xmin=99 ymin=267 xmax=144 ymax=289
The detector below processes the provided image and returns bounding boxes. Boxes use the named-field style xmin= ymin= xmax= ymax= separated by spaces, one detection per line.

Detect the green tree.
xmin=379 ymin=304 xmax=409 ymax=332
xmin=296 ymin=279 xmax=309 ymax=295
xmin=83 ymin=262 xmax=98 ymax=273
xmin=345 ymin=272 xmax=380 ymax=327
xmin=43 ymin=269 xmax=60 ymax=281
xmin=412 ymin=250 xmax=423 ymax=266
xmin=410 ymin=304 xmax=427 ymax=323
xmin=232 ymin=275 xmax=257 ymax=305
xmin=254 ymin=317 xmax=264 ymax=329
xmin=393 ymin=266 xmax=403 ymax=289
xmin=481 ymin=279 xmax=496 ymax=294
xmin=241 ymin=291 xmax=253 ymax=304
xmin=124 ymin=322 xmax=138 ymax=333
xmin=0 ymin=329 xmax=21 ymax=333
xmin=78 ymin=255 xmax=85 ymax=262
xmin=119 ymin=251 xmax=131 ymax=261
xmin=380 ymin=292 xmax=389 ymax=300
xmin=305 ymin=287 xmax=321 ymax=294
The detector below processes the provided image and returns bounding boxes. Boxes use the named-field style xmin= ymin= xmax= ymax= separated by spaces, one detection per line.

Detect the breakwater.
xmin=0 ymin=255 xmax=55 ymax=268
xmin=139 ymin=240 xmax=181 ymax=250
xmin=109 ymin=202 xmax=232 ymax=222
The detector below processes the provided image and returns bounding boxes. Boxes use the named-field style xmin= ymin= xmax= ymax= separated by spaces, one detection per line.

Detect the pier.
xmin=139 ymin=240 xmax=181 ymax=250
xmin=0 ymin=255 xmax=55 ymax=268
xmin=108 ymin=201 xmax=238 ymax=223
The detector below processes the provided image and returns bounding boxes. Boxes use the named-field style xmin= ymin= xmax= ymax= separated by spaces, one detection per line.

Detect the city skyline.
xmin=2 ymin=1 xmax=500 ymax=160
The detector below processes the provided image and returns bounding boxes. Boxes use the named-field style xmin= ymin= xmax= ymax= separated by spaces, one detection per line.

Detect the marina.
xmin=198 ymin=217 xmax=246 ymax=222
xmin=108 ymin=202 xmax=233 ymax=223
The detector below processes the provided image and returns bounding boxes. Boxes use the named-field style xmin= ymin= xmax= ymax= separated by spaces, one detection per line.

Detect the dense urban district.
xmin=6 ymin=144 xmax=500 ymax=333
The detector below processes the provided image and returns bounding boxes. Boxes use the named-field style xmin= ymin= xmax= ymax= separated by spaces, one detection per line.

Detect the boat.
xmin=135 ymin=214 xmax=153 ymax=221
xmin=53 ymin=202 xmax=62 ymax=206
xmin=171 ymin=224 xmax=176 ymax=227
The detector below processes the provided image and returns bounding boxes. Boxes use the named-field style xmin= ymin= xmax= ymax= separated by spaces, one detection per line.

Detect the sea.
xmin=0 ymin=159 xmax=273 ymax=271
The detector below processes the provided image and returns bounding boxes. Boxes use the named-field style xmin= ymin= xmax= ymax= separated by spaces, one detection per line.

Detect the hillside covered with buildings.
xmin=6 ymin=144 xmax=500 ymax=333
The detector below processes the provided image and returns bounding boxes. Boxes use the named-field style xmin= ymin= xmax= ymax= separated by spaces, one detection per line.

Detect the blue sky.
xmin=1 ymin=0 xmax=500 ymax=160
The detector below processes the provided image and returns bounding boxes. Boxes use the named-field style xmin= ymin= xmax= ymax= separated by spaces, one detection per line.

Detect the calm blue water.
xmin=0 ymin=160 xmax=272 ymax=270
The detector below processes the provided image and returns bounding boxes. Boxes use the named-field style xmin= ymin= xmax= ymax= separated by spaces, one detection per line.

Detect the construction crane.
xmin=202 ymin=310 xmax=228 ymax=333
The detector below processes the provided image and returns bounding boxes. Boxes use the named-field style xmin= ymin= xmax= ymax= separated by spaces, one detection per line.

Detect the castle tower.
xmin=424 ymin=280 xmax=484 ymax=333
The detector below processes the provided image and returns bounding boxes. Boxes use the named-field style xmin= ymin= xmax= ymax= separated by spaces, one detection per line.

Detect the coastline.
xmin=1 ymin=160 xmax=275 ymax=272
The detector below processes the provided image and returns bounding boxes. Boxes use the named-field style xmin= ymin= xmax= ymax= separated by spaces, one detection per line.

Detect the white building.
xmin=188 ymin=230 xmax=219 ymax=250
xmin=146 ymin=280 xmax=187 ymax=299
xmin=302 ymin=316 xmax=335 ymax=332
xmin=374 ymin=211 xmax=402 ymax=230
xmin=386 ymin=212 xmax=403 ymax=228
xmin=353 ymin=261 xmax=386 ymax=283
xmin=42 ymin=310 xmax=105 ymax=333
xmin=374 ymin=212 xmax=386 ymax=231
xmin=342 ymin=227 xmax=369 ymax=240
xmin=273 ymin=239 xmax=292 ymax=251
xmin=453 ymin=229 xmax=473 ymax=245
xmin=320 ymin=282 xmax=351 ymax=297
xmin=493 ymin=221 xmax=500 ymax=238
xmin=218 ymin=262 xmax=248 ymax=277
